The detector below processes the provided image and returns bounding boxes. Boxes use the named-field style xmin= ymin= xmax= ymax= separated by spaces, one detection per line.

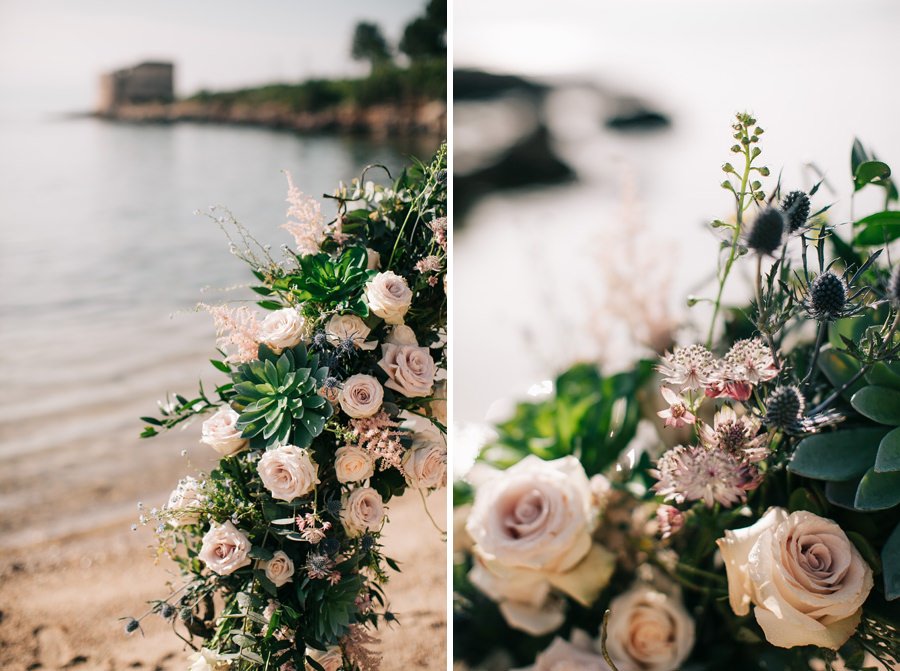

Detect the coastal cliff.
xmin=98 ymin=97 xmax=446 ymax=136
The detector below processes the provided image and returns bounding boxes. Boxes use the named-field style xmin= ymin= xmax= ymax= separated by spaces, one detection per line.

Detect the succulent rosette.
xmin=454 ymin=116 xmax=900 ymax=671
xmin=132 ymin=145 xmax=447 ymax=669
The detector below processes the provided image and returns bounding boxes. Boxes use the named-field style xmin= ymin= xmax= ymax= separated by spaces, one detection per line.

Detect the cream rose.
xmin=466 ymin=455 xmax=595 ymax=573
xmin=339 ymin=374 xmax=384 ymax=418
xmin=717 ymin=508 xmax=873 ymax=649
xmin=400 ymin=412 xmax=447 ymax=490
xmin=385 ymin=324 xmax=418 ymax=346
xmin=340 ymin=486 xmax=385 ymax=536
xmin=166 ymin=476 xmax=204 ymax=527
xmin=521 ymin=631 xmax=608 ymax=671
xmin=334 ymin=445 xmax=375 ymax=483
xmin=188 ymin=648 xmax=226 ymax=671
xmin=325 ymin=314 xmax=377 ymax=350
xmin=257 ymin=445 xmax=320 ymax=502
xmin=378 ymin=344 xmax=435 ymax=397
xmin=257 ymin=307 xmax=305 ymax=351
xmin=366 ymin=247 xmax=381 ymax=270
xmin=365 ymin=271 xmax=412 ymax=324
xmin=308 ymin=646 xmax=343 ymax=671
xmin=264 ymin=550 xmax=295 ymax=587
xmin=605 ymin=585 xmax=695 ymax=671
xmin=200 ymin=405 xmax=248 ymax=456
xmin=198 ymin=521 xmax=252 ymax=576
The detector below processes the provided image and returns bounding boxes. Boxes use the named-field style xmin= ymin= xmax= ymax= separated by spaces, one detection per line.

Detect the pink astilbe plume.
xmin=282 ymin=171 xmax=327 ymax=256
xmin=347 ymin=411 xmax=405 ymax=472
xmin=200 ymin=304 xmax=260 ymax=363
xmin=343 ymin=624 xmax=382 ymax=671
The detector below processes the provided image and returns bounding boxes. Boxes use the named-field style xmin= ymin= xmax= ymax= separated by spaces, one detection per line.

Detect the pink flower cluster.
xmin=346 ymin=411 xmax=405 ymax=472
xmin=296 ymin=513 xmax=332 ymax=544
xmin=201 ymin=303 xmax=260 ymax=364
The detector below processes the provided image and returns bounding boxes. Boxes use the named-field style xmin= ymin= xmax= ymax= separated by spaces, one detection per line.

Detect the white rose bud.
xmin=340 ymin=486 xmax=385 ymax=536
xmin=200 ymin=405 xmax=248 ymax=456
xmin=264 ymin=550 xmax=295 ymax=587
xmin=605 ymin=585 xmax=695 ymax=671
xmin=339 ymin=374 xmax=384 ymax=418
xmin=365 ymin=271 xmax=412 ymax=325
xmin=325 ymin=314 xmax=377 ymax=350
xmin=257 ymin=307 xmax=305 ymax=351
xmin=334 ymin=445 xmax=376 ymax=483
xmin=198 ymin=521 xmax=252 ymax=576
xmin=717 ymin=507 xmax=873 ymax=649
xmin=257 ymin=445 xmax=319 ymax=502
xmin=165 ymin=476 xmax=204 ymax=527
xmin=378 ymin=344 xmax=435 ymax=398
xmin=188 ymin=648 xmax=224 ymax=671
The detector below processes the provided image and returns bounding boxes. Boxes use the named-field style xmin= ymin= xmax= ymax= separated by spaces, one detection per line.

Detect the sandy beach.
xmin=0 ymin=311 xmax=446 ymax=670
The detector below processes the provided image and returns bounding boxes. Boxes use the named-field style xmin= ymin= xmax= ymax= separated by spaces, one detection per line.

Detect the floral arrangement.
xmin=127 ymin=145 xmax=447 ymax=670
xmin=453 ymin=116 xmax=900 ymax=671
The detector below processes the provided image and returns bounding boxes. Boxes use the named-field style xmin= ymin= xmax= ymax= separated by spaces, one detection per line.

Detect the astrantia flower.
xmin=699 ymin=406 xmax=768 ymax=462
xmin=705 ymin=338 xmax=778 ymax=401
xmin=657 ymin=387 xmax=697 ymax=428
xmin=651 ymin=445 xmax=762 ymax=508
xmin=656 ymin=505 xmax=685 ymax=539
xmin=657 ymin=345 xmax=715 ymax=391
xmin=305 ymin=551 xmax=336 ymax=580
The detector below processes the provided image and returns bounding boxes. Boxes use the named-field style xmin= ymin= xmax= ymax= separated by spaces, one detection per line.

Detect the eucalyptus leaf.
xmin=883 ymin=523 xmax=900 ymax=600
xmin=788 ymin=428 xmax=886 ymax=481
xmin=854 ymin=467 xmax=900 ymax=510
xmin=854 ymin=160 xmax=892 ymax=191
xmin=853 ymin=210 xmax=900 ymax=246
xmin=817 ymin=347 xmax=865 ymax=400
xmin=851 ymin=386 xmax=900 ymax=425
xmin=876 ymin=427 xmax=900 ymax=473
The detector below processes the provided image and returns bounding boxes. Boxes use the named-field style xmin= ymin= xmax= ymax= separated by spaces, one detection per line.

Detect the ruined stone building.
xmin=98 ymin=62 xmax=174 ymax=113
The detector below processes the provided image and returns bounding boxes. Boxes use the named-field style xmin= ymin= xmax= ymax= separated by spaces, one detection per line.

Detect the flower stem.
xmin=417 ymin=487 xmax=446 ymax=537
xmin=600 ymin=610 xmax=622 ymax=671
xmin=802 ymin=321 xmax=828 ymax=391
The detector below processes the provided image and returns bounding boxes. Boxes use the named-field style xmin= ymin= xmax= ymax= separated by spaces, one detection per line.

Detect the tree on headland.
xmin=399 ymin=0 xmax=446 ymax=61
xmin=351 ymin=22 xmax=392 ymax=71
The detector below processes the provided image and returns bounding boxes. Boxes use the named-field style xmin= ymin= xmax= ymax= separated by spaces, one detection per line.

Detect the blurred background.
xmin=453 ymin=0 xmax=900 ymax=472
xmin=0 ymin=1 xmax=445 ymax=668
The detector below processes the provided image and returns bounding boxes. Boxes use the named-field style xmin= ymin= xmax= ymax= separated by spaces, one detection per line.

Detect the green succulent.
xmin=231 ymin=343 xmax=333 ymax=449
xmin=281 ymin=246 xmax=374 ymax=315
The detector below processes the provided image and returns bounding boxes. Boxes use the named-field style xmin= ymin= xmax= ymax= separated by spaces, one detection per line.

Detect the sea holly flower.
xmin=651 ymin=445 xmax=762 ymax=508
xmin=657 ymin=386 xmax=696 ymax=428
xmin=764 ymin=385 xmax=842 ymax=435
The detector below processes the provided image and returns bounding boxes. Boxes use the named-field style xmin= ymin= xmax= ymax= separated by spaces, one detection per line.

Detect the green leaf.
xmin=865 ymin=362 xmax=900 ymax=391
xmin=876 ymin=427 xmax=900 ymax=473
xmin=855 ymin=467 xmax=900 ymax=510
xmin=847 ymin=531 xmax=882 ymax=575
xmin=853 ymin=210 xmax=900 ymax=245
xmin=851 ymin=138 xmax=869 ymax=177
xmin=825 ymin=478 xmax=862 ymax=509
xmin=818 ymin=347 xmax=865 ymax=400
xmin=788 ymin=487 xmax=824 ymax=515
xmin=854 ymin=160 xmax=892 ymax=191
xmin=788 ymin=428 xmax=887 ymax=481
xmin=248 ymin=546 xmax=275 ymax=561
xmin=210 ymin=359 xmax=231 ymax=373
xmin=883 ymin=523 xmax=900 ymax=600
xmin=257 ymin=300 xmax=283 ymax=311
xmin=851 ymin=386 xmax=900 ymax=425
xmin=299 ymin=410 xmax=326 ymax=438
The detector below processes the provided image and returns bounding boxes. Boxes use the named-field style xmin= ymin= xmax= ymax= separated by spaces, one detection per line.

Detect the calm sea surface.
xmin=0 ymin=115 xmax=433 ymax=545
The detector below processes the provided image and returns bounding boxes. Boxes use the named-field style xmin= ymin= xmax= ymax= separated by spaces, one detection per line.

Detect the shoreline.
xmin=91 ymin=98 xmax=447 ymax=138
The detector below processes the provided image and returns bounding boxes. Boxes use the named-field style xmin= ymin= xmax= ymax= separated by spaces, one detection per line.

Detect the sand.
xmin=0 ymin=317 xmax=446 ymax=670
xmin=0 ymin=488 xmax=446 ymax=670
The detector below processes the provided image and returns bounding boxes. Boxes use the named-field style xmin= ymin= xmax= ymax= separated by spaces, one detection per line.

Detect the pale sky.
xmin=0 ymin=0 xmax=426 ymax=114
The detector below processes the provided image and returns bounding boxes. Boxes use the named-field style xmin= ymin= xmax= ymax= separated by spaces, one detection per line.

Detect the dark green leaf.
xmin=818 ymin=347 xmax=865 ymax=400
xmin=789 ymin=428 xmax=886 ymax=481
xmin=854 ymin=160 xmax=892 ymax=191
xmin=855 ymin=467 xmax=900 ymax=510
xmin=876 ymin=427 xmax=900 ymax=473
xmin=851 ymin=386 xmax=900 ymax=425
xmin=853 ymin=210 xmax=900 ymax=245
xmin=883 ymin=523 xmax=900 ymax=600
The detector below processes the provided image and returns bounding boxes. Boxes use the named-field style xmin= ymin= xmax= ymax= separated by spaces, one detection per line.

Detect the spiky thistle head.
xmin=808 ymin=271 xmax=848 ymax=321
xmin=780 ymin=190 xmax=810 ymax=232
xmin=889 ymin=266 xmax=900 ymax=307
xmin=745 ymin=207 xmax=785 ymax=256
xmin=765 ymin=385 xmax=805 ymax=430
